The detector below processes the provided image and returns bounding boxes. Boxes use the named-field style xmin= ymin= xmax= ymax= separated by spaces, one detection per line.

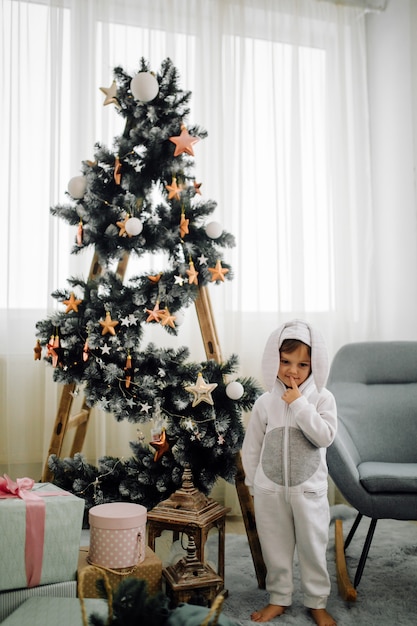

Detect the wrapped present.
xmin=88 ymin=502 xmax=147 ymax=568
xmin=0 ymin=597 xmax=108 ymax=626
xmin=0 ymin=476 xmax=85 ymax=591
xmin=77 ymin=545 xmax=162 ymax=598
xmin=0 ymin=580 xmax=77 ymax=622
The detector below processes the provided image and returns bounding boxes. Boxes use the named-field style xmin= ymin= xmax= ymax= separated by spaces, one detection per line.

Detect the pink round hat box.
xmin=88 ymin=502 xmax=147 ymax=569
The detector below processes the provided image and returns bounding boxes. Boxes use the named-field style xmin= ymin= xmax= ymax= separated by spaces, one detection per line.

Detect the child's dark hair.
xmin=280 ymin=339 xmax=311 ymax=355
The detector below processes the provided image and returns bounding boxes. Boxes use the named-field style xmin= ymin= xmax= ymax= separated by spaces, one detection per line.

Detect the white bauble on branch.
xmin=68 ymin=175 xmax=87 ymax=199
xmin=205 ymin=221 xmax=223 ymax=239
xmin=130 ymin=72 xmax=159 ymax=102
xmin=225 ymin=381 xmax=244 ymax=400
xmin=125 ymin=217 xmax=143 ymax=236
xmin=174 ymin=309 xmax=185 ymax=326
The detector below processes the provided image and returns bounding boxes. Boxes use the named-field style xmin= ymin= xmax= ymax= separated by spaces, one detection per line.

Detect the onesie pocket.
xmin=302 ymin=485 xmax=328 ymax=499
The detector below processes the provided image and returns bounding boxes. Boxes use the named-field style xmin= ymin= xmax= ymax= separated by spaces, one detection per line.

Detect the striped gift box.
xmin=0 ymin=580 xmax=77 ymax=622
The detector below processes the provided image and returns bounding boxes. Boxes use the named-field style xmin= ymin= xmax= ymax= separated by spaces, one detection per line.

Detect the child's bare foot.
xmin=310 ymin=608 xmax=337 ymax=626
xmin=251 ymin=604 xmax=286 ymax=622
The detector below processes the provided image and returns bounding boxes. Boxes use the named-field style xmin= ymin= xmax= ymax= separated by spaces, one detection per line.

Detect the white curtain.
xmin=1 ymin=0 xmax=379 ymax=508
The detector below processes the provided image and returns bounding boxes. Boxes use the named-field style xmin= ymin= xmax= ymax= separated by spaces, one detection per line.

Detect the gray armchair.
xmin=326 ymin=341 xmax=417 ymax=599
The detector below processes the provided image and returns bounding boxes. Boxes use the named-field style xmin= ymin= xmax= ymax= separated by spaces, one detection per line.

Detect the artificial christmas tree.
xmin=35 ymin=57 xmax=261 ymax=517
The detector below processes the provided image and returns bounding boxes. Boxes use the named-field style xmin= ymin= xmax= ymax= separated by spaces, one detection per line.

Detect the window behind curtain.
xmin=2 ymin=0 xmax=334 ymax=315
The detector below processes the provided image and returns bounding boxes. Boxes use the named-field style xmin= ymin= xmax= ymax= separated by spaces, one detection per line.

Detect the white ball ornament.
xmin=68 ymin=175 xmax=87 ymax=199
xmin=130 ymin=72 xmax=159 ymax=102
xmin=205 ymin=221 xmax=223 ymax=239
xmin=125 ymin=217 xmax=143 ymax=236
xmin=225 ymin=381 xmax=244 ymax=400
xmin=174 ymin=309 xmax=185 ymax=326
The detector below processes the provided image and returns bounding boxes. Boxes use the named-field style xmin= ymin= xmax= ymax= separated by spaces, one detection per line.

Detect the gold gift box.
xmin=77 ymin=546 xmax=162 ymax=598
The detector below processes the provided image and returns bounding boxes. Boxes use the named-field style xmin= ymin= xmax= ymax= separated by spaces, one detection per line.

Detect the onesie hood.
xmin=261 ymin=319 xmax=329 ymax=392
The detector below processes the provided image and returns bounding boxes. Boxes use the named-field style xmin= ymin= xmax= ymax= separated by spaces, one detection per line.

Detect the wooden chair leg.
xmin=334 ymin=519 xmax=357 ymax=602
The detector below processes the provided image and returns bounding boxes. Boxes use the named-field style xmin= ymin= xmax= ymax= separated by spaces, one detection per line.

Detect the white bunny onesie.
xmin=242 ymin=320 xmax=337 ymax=610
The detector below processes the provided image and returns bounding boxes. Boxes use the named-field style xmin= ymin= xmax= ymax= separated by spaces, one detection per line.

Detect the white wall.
xmin=366 ymin=0 xmax=417 ymax=339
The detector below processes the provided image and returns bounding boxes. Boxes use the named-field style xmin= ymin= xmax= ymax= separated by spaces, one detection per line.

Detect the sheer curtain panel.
xmin=1 ymin=0 xmax=374 ymax=509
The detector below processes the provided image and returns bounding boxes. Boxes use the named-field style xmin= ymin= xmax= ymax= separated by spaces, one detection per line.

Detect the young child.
xmin=242 ymin=319 xmax=337 ymax=626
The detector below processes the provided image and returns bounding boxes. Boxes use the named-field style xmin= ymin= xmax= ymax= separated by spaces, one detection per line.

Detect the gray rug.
xmin=209 ymin=505 xmax=417 ymax=625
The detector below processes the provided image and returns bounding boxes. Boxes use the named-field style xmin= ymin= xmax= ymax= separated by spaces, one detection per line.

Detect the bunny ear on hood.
xmin=261 ymin=319 xmax=329 ymax=392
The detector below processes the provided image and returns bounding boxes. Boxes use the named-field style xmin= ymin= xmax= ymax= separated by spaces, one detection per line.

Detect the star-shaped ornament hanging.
xmin=114 ymin=156 xmax=122 ymax=185
xmin=180 ymin=212 xmax=189 ymax=238
xmin=99 ymin=80 xmax=120 ymax=107
xmin=116 ymin=214 xmax=130 ymax=237
xmin=148 ymin=273 xmax=162 ymax=283
xmin=150 ymin=429 xmax=170 ymax=461
xmin=194 ymin=181 xmax=202 ymax=195
xmin=166 ymin=177 xmax=181 ymax=200
xmin=63 ymin=292 xmax=82 ymax=313
xmin=99 ymin=311 xmax=119 ymax=336
xmin=186 ymin=260 xmax=199 ymax=285
xmin=33 ymin=340 xmax=42 ymax=361
xmin=208 ymin=260 xmax=229 ymax=282
xmin=160 ymin=308 xmax=176 ymax=328
xmin=169 ymin=124 xmax=200 ymax=157
xmin=145 ymin=301 xmax=163 ymax=322
xmin=185 ymin=372 xmax=218 ymax=407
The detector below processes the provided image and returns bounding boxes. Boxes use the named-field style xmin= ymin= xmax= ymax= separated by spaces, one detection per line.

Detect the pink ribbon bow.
xmin=0 ymin=475 xmax=66 ymax=587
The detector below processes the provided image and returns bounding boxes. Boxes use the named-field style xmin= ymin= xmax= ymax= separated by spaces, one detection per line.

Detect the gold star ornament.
xmin=99 ymin=311 xmax=119 ymax=336
xmin=100 ymin=80 xmax=120 ymax=107
xmin=185 ymin=372 xmax=218 ymax=407
xmin=180 ymin=212 xmax=189 ymax=238
xmin=208 ymin=260 xmax=229 ymax=282
xmin=186 ymin=260 xmax=199 ymax=285
xmin=63 ymin=292 xmax=82 ymax=313
xmin=166 ymin=177 xmax=181 ymax=200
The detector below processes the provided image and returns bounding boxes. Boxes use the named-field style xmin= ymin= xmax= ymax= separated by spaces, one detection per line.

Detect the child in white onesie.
xmin=242 ymin=320 xmax=337 ymax=626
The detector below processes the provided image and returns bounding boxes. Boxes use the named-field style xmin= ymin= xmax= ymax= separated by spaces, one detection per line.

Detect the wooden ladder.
xmin=41 ymin=254 xmax=266 ymax=589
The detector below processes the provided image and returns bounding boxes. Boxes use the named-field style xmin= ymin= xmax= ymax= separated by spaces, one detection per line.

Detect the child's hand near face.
xmin=282 ymin=377 xmax=302 ymax=404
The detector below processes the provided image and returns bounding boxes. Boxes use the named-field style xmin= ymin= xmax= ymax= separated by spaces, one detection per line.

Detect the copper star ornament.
xmin=180 ymin=212 xmax=189 ymax=238
xmin=99 ymin=311 xmax=119 ymax=336
xmin=166 ymin=177 xmax=181 ymax=200
xmin=33 ymin=340 xmax=42 ymax=360
xmin=160 ymin=308 xmax=176 ymax=328
xmin=145 ymin=301 xmax=163 ymax=322
xmin=185 ymin=372 xmax=218 ymax=407
xmin=116 ymin=214 xmax=130 ymax=237
xmin=208 ymin=259 xmax=229 ymax=282
xmin=186 ymin=260 xmax=199 ymax=285
xmin=99 ymin=80 xmax=120 ymax=107
xmin=150 ymin=429 xmax=170 ymax=461
xmin=114 ymin=156 xmax=122 ymax=185
xmin=63 ymin=292 xmax=82 ymax=313
xmin=148 ymin=273 xmax=162 ymax=283
xmin=77 ymin=220 xmax=83 ymax=246
xmin=169 ymin=124 xmax=200 ymax=157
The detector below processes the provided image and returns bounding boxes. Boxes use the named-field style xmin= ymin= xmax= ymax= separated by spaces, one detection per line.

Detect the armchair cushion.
xmin=358 ymin=461 xmax=417 ymax=493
